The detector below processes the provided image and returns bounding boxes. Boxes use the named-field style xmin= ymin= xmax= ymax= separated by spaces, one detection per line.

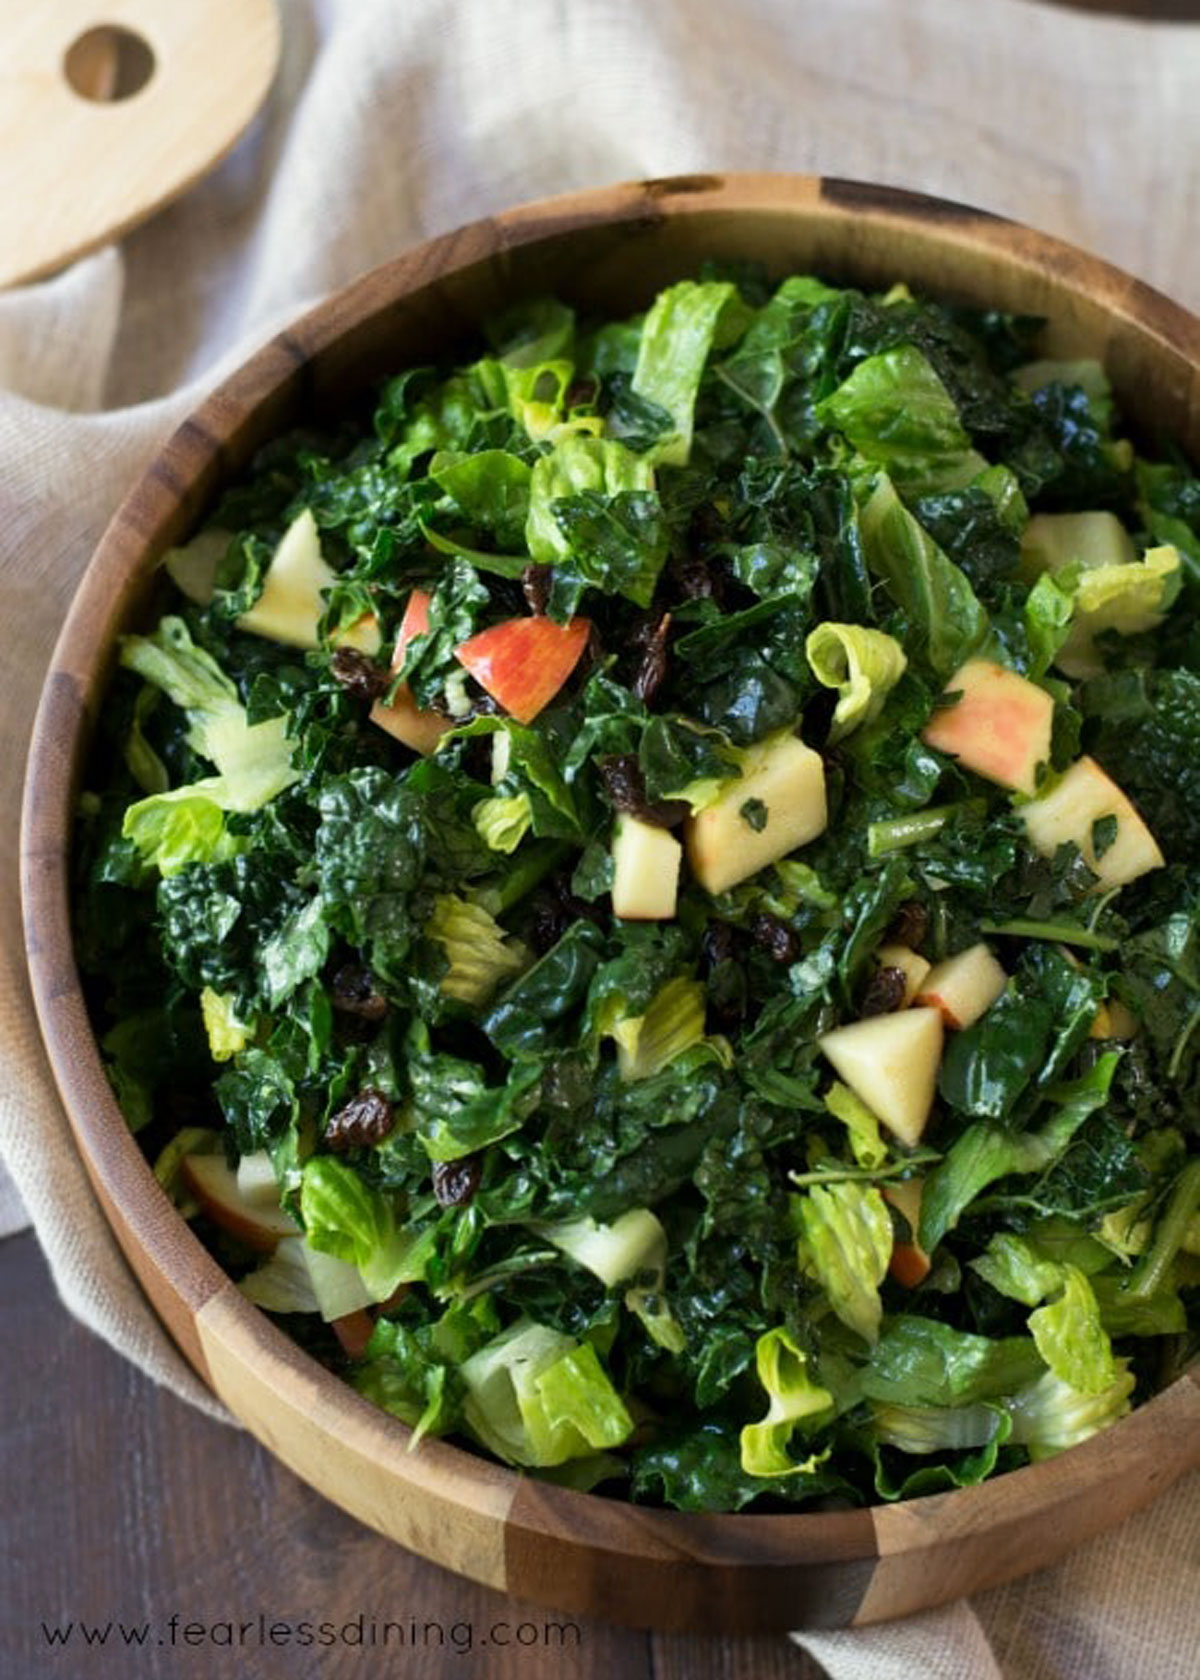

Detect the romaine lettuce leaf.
xmin=610 ymin=975 xmax=730 ymax=1083
xmin=300 ymin=1157 xmax=436 ymax=1300
xmin=119 ymin=618 xmax=299 ymax=868
xmin=631 ymin=278 xmax=750 ymax=464
xmin=740 ymin=1328 xmax=833 ymax=1477
xmin=858 ymin=474 xmax=991 ymax=678
xmin=425 ymin=893 xmax=528 ymax=1007
xmin=805 ymin=621 xmax=907 ymax=742
xmin=818 ymin=345 xmax=988 ymax=493
xmin=1006 ymin=1361 xmax=1135 ymax=1460
xmin=794 ymin=1181 xmax=892 ymax=1346
xmin=459 ymin=1319 xmax=632 ymax=1467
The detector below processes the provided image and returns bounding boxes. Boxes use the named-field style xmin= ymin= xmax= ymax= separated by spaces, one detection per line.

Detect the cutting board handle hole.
xmin=63 ymin=24 xmax=155 ymax=104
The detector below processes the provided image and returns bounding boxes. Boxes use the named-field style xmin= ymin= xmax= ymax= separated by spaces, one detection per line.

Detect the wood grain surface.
xmin=21 ymin=172 xmax=1200 ymax=1633
xmin=0 ymin=1232 xmax=825 ymax=1680
xmin=0 ymin=0 xmax=280 ymax=287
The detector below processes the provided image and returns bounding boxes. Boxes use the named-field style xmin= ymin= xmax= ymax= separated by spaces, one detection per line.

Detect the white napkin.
xmin=2 ymin=0 xmax=1197 ymax=1669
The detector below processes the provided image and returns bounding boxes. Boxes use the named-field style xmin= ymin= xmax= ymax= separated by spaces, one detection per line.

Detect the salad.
xmin=75 ymin=267 xmax=1199 ymax=1512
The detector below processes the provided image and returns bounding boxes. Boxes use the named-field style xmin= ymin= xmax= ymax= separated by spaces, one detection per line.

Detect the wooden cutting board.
xmin=0 ymin=0 xmax=280 ymax=288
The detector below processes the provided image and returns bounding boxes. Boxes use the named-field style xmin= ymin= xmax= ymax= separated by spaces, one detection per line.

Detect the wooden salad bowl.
xmin=21 ymin=174 xmax=1200 ymax=1632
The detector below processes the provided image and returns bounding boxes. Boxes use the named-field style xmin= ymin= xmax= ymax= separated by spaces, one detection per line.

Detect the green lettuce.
xmin=540 ymin=1207 xmax=685 ymax=1352
xmin=1054 ymin=544 xmax=1181 ymax=678
xmin=631 ymin=278 xmax=750 ymax=464
xmin=805 ymin=621 xmax=908 ymax=741
xmin=426 ymin=893 xmax=529 ymax=1007
xmin=119 ymin=617 xmax=299 ymax=870
xmin=472 ymin=792 xmax=533 ymax=853
xmin=610 ymin=975 xmax=730 ymax=1082
xmin=740 ymin=1328 xmax=833 ymax=1477
xmin=525 ymin=433 xmax=667 ymax=612
xmin=1006 ymin=1362 xmax=1135 ymax=1460
xmin=300 ymin=1157 xmax=436 ymax=1300
xmin=858 ymin=474 xmax=991 ymax=678
xmin=199 ymin=987 xmax=254 ymax=1062
xmin=459 ymin=1320 xmax=633 ymax=1468
xmin=819 ymin=345 xmax=988 ymax=493
xmin=794 ymin=1181 xmax=893 ymax=1345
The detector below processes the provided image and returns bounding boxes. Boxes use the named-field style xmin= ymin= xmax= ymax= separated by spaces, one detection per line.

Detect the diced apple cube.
xmin=1086 ymin=986 xmax=1139 ymax=1040
xmin=611 ymin=816 xmax=682 ymax=921
xmin=914 ymin=942 xmax=1007 ymax=1030
xmin=922 ymin=659 xmax=1053 ymax=796
xmin=235 ymin=506 xmax=381 ymax=654
xmin=370 ymin=587 xmax=454 ymax=756
xmin=333 ymin=613 xmax=383 ymax=655
xmin=1019 ymin=511 xmax=1136 ymax=579
xmin=454 ymin=615 xmax=591 ymax=724
xmin=1021 ymin=756 xmax=1164 ymax=892
xmin=181 ymin=1155 xmax=299 ymax=1252
xmin=164 ymin=526 xmax=231 ymax=605
xmin=235 ymin=1150 xmax=281 ymax=1208
xmin=882 ymin=1178 xmax=932 ymax=1287
xmin=370 ymin=682 xmax=454 ymax=756
xmin=685 ymin=731 xmax=827 ymax=896
xmin=817 ymin=1007 xmax=944 ymax=1148
xmin=875 ymin=944 xmax=931 ymax=1007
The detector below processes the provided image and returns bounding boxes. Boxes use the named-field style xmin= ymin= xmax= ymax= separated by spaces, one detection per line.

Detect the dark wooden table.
xmin=0 ymin=1232 xmax=827 ymax=1680
xmin=4 ymin=7 xmax=1194 ymax=1676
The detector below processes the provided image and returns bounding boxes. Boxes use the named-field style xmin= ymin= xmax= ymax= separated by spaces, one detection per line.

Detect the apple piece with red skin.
xmin=453 ymin=614 xmax=591 ymax=725
xmin=370 ymin=587 xmax=455 ymax=756
xmin=181 ymin=1154 xmax=299 ymax=1252
xmin=817 ymin=1007 xmax=944 ymax=1148
xmin=882 ymin=1178 xmax=932 ymax=1288
xmin=1021 ymin=756 xmax=1164 ymax=893
xmin=330 ymin=1309 xmax=376 ymax=1359
xmin=922 ymin=658 xmax=1053 ymax=797
xmin=914 ymin=942 xmax=1007 ymax=1031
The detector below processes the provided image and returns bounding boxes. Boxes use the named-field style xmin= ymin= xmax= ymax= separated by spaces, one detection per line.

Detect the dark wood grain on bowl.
xmin=21 ymin=173 xmax=1200 ymax=1632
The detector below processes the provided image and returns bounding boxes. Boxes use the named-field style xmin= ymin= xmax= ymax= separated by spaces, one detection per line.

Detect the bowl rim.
xmin=20 ymin=171 xmax=1200 ymax=1632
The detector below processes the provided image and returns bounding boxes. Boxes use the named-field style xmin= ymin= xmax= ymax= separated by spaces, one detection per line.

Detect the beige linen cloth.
xmin=1 ymin=0 xmax=1196 ymax=1673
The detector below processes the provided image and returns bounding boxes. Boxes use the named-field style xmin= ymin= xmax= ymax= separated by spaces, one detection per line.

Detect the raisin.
xmin=886 ymin=900 xmax=929 ymax=951
xmin=329 ymin=647 xmax=389 ymax=703
xmin=702 ymin=922 xmax=747 ymax=1030
xmin=700 ymin=921 xmax=738 ymax=972
xmin=432 ymin=1155 xmax=482 ymax=1208
xmin=630 ymin=612 xmax=672 ymax=707
xmin=749 ymin=913 xmax=799 ymax=964
xmin=860 ymin=966 xmax=908 ymax=1018
xmin=522 ymin=562 xmax=552 ymax=616
xmin=527 ymin=892 xmax=569 ymax=955
xmin=670 ymin=552 xmax=719 ymax=601
xmin=596 ymin=755 xmax=688 ymax=828
xmin=597 ymin=754 xmax=645 ymax=813
xmin=330 ymin=964 xmax=388 ymax=1022
xmin=325 ymin=1089 xmax=395 ymax=1150
xmin=460 ymin=732 xmax=495 ymax=784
